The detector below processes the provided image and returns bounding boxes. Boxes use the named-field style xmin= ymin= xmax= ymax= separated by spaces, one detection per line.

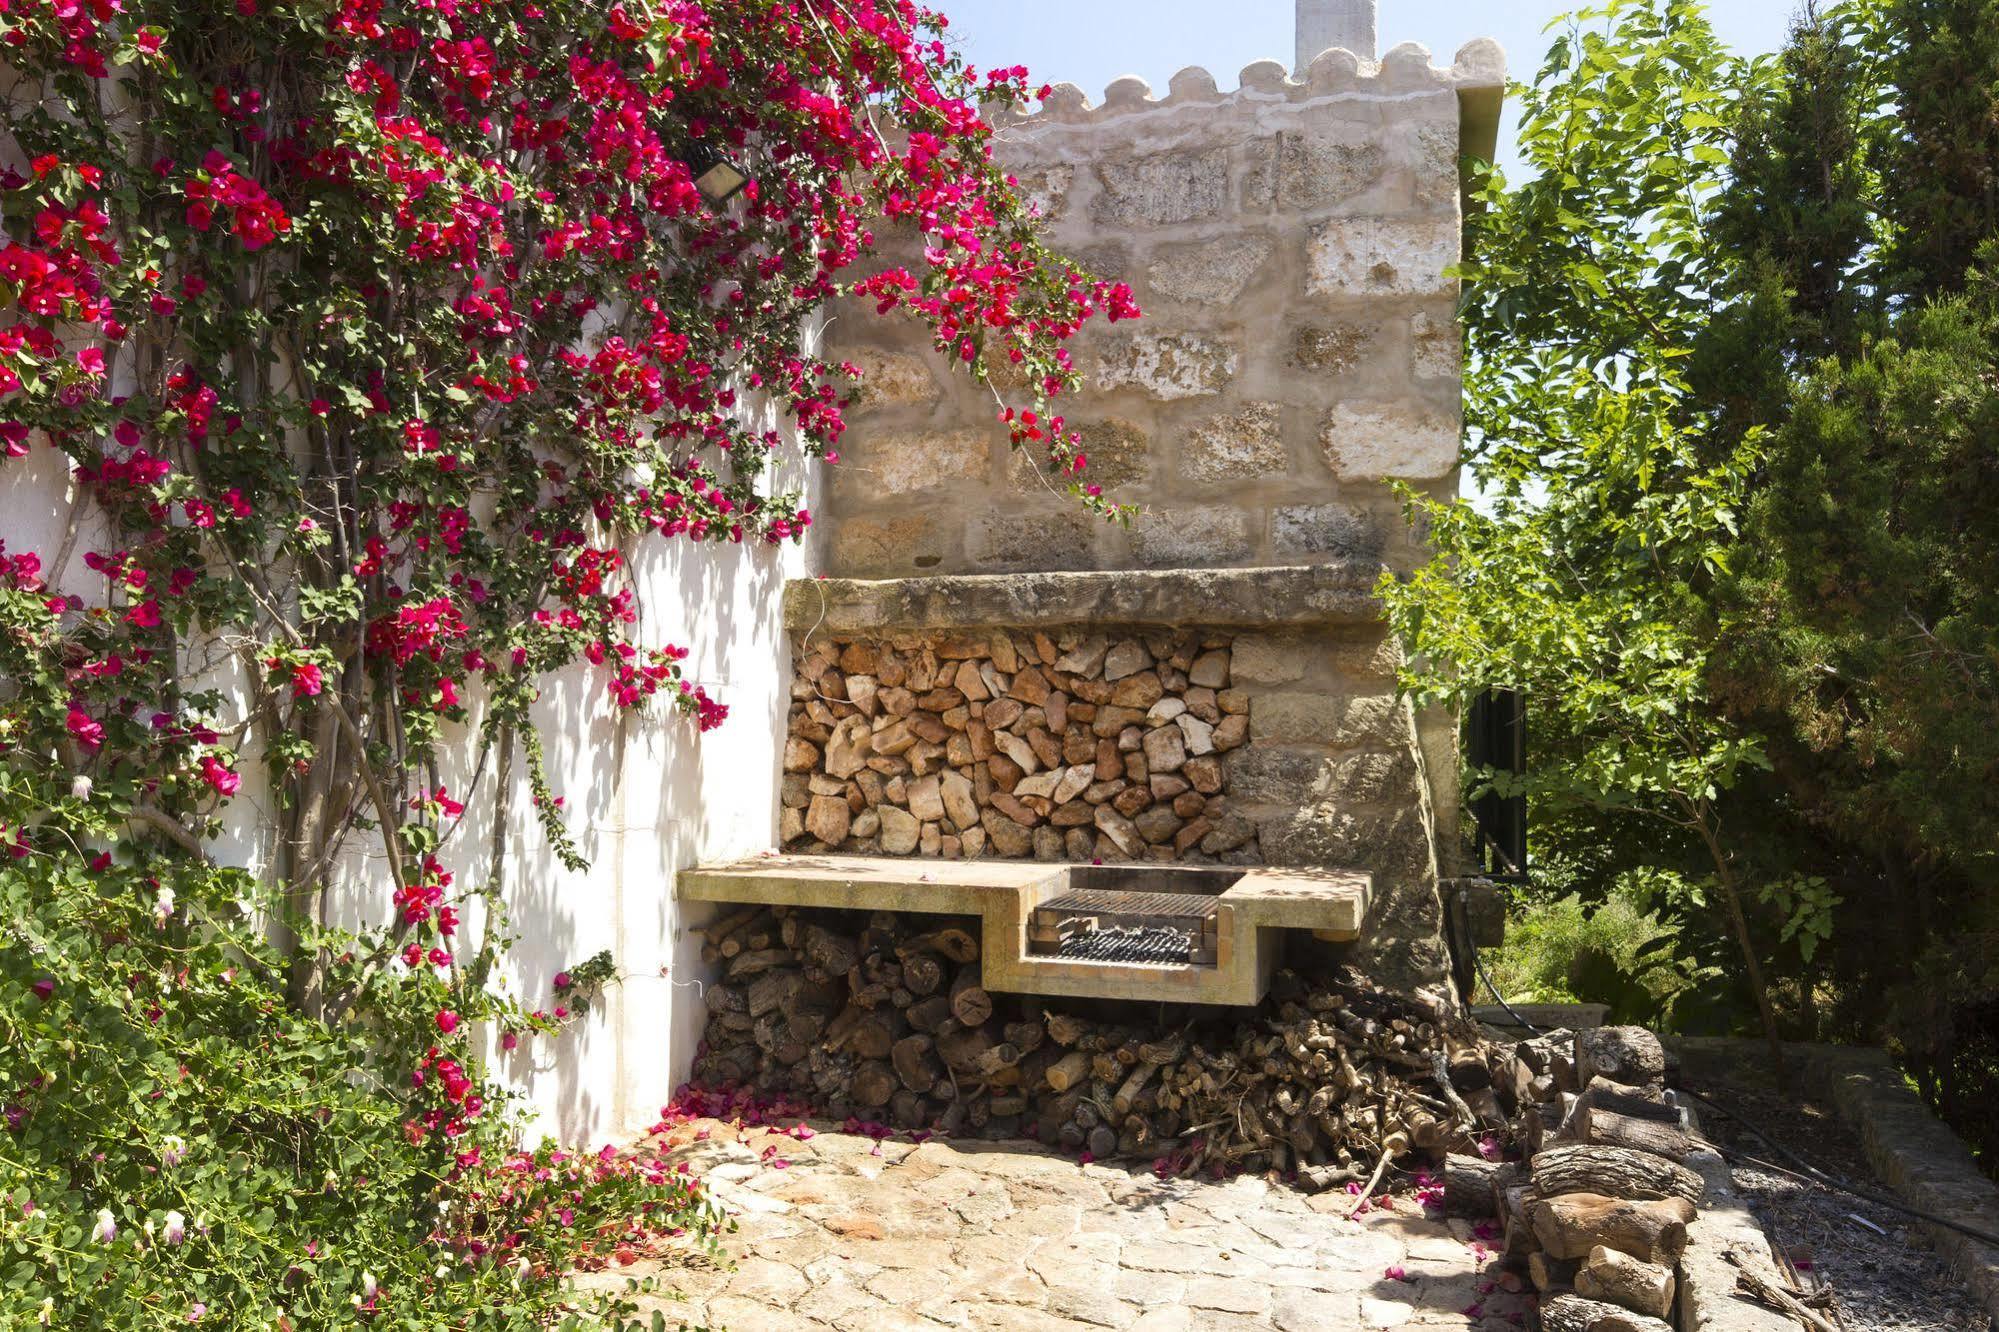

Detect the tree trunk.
xmin=1692 ymin=807 xmax=1788 ymax=1087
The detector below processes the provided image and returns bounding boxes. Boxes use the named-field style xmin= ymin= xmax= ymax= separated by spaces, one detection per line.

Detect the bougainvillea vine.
xmin=0 ymin=0 xmax=1131 ymax=1323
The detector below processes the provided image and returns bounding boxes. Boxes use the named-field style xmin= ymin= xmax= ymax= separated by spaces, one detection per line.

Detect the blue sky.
xmin=944 ymin=0 xmax=1801 ymax=178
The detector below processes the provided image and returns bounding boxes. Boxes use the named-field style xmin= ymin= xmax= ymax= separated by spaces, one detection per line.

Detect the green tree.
xmin=1399 ymin=0 xmax=1999 ymax=1139
xmin=1379 ymin=0 xmax=1790 ymax=1066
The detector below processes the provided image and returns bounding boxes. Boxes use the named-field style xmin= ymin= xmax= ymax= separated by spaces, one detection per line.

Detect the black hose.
xmin=1471 ymin=941 xmax=1545 ymax=1036
xmin=1678 ymin=1084 xmax=1999 ymax=1250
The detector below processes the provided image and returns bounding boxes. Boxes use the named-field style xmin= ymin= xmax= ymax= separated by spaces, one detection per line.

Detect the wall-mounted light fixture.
xmin=685 ymin=141 xmax=749 ymax=207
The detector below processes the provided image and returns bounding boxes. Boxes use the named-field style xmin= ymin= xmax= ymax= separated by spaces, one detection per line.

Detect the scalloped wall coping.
xmin=1001 ymin=39 xmax=1504 ymax=130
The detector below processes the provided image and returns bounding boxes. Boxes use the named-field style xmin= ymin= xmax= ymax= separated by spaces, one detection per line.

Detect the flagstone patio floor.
xmin=582 ymin=1118 xmax=1530 ymax=1332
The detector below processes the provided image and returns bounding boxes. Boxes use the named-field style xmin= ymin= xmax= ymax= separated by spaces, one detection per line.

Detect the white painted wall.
xmin=3 ymin=389 xmax=820 ymax=1146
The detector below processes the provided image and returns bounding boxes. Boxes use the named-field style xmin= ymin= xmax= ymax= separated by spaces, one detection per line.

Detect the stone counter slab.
xmin=679 ymin=854 xmax=1370 ymax=1006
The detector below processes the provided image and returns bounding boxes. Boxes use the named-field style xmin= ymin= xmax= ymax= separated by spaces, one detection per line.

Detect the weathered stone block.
xmin=1410 ymin=307 xmax=1459 ymax=381
xmin=965 ymin=510 xmax=1098 ymax=572
xmin=1146 ymin=235 xmax=1273 ymax=305
xmin=906 ymin=774 xmax=946 ymax=822
xmin=1091 ymin=148 xmax=1231 ymax=226
xmin=1289 ymin=321 xmax=1377 ymax=373
xmin=1251 ymin=692 xmax=1406 ymax=747
xmin=1305 ymin=216 xmax=1458 ymax=297
xmin=1187 ymin=650 xmax=1229 ymax=689
xmin=783 ymin=737 xmax=820 ymax=773
xmin=1095 ymin=333 xmax=1238 ymax=401
xmin=840 ymin=429 xmax=988 ymax=497
xmin=1129 ymin=505 xmax=1253 ymax=568
xmin=1318 ymin=403 xmax=1458 ymax=481
xmin=1408 ymin=120 xmax=1462 ymax=209
xmin=1009 ymin=417 xmax=1149 ymax=493
xmin=806 ymin=794 xmax=851 ymax=845
xmin=1270 ymin=503 xmax=1382 ymax=561
xmin=1142 ymin=725 xmax=1187 ymax=774
xmin=828 ymin=514 xmax=944 ymax=577
xmin=1223 ymin=746 xmax=1414 ymax=806
xmin=879 ymin=805 xmax=920 ymax=854
xmin=1229 ymin=632 xmax=1309 ymax=685
xmin=843 ymin=347 xmax=938 ymax=407
xmin=1103 ymin=640 xmax=1151 ymax=681
xmin=939 ymin=770 xmax=978 ymax=829
xmin=1243 ymin=131 xmax=1386 ymax=211
xmin=1013 ymin=164 xmax=1075 ymax=222
xmin=1182 ymin=402 xmax=1286 ymax=483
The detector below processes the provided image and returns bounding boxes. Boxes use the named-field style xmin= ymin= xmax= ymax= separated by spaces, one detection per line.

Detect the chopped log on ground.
xmin=1513 ymin=1029 xmax=1580 ymax=1097
xmin=1442 ymin=1152 xmax=1506 ymax=1218
xmin=1045 ymin=1050 xmax=1092 ymax=1094
xmin=906 ymin=926 xmax=978 ymax=964
xmin=1501 ymin=1183 xmax=1540 ymax=1261
xmin=1572 ymin=1026 xmax=1666 ymax=1090
xmin=892 ymin=1034 xmax=940 ymax=1094
xmin=1525 ymin=1097 xmax=1570 ymax=1156
xmin=1537 ymin=1293 xmax=1674 ymax=1332
xmin=1528 ymin=1251 xmax=1579 ymax=1293
xmin=1568 ymin=1104 xmax=1691 ymax=1162
xmin=851 ymin=1059 xmax=897 ymax=1109
xmin=1574 ymin=1244 xmax=1676 ymax=1319
xmin=1574 ymin=1077 xmax=1676 ymax=1119
xmin=1528 ymin=1145 xmax=1704 ymax=1207
xmin=802 ymin=924 xmax=859 ymax=977
xmin=1527 ymin=1192 xmax=1694 ymax=1265
xmin=949 ymin=970 xmax=993 ymax=1028
xmin=898 ymin=950 xmax=943 ymax=996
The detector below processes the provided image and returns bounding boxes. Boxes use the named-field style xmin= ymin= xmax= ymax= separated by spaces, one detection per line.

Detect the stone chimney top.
xmin=1296 ymin=0 xmax=1377 ymax=73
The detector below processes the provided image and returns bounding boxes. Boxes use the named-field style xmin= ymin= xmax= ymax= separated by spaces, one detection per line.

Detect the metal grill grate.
xmin=1027 ymin=885 xmax=1221 ymax=968
xmin=1055 ymin=924 xmax=1198 ymax=965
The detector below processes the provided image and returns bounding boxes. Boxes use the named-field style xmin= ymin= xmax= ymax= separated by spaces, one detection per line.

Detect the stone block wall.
xmin=820 ymin=44 xmax=1504 ymax=580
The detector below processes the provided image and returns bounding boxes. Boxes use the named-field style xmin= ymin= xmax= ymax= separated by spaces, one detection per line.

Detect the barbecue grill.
xmin=1027 ymin=883 xmax=1224 ymax=968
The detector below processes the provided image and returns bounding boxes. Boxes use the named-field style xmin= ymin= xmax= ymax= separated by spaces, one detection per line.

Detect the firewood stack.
xmin=1442 ymin=1024 xmax=1706 ymax=1332
xmin=689 ymin=903 xmax=1504 ymax=1180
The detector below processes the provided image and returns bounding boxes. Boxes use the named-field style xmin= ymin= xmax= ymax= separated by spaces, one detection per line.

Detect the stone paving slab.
xmin=581 ymin=1121 xmax=1530 ymax=1331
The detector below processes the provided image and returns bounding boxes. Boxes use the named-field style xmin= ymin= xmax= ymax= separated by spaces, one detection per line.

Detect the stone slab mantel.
xmin=781 ymin=563 xmax=1391 ymax=636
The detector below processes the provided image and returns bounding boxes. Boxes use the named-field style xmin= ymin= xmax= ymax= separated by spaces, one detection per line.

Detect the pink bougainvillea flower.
xmin=198 ymin=755 xmax=240 ymax=796
xmin=66 ymin=707 xmax=104 ymax=751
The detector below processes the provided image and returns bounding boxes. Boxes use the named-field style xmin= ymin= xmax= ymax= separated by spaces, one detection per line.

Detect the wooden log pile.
xmin=690 ymin=903 xmax=1500 ymax=1181
xmin=1443 ymin=1024 xmax=1709 ymax=1332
